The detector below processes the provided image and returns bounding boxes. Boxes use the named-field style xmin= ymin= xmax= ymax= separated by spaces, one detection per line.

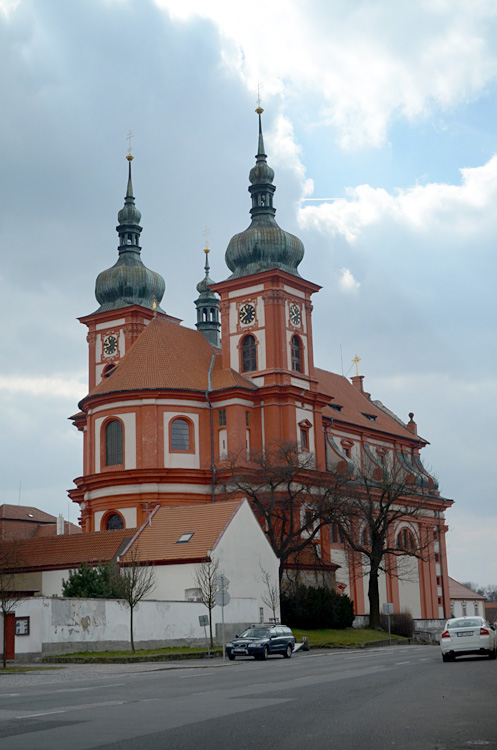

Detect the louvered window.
xmin=105 ymin=420 xmax=123 ymax=466
xmin=242 ymin=335 xmax=257 ymax=372
xmin=171 ymin=418 xmax=190 ymax=450
xmin=291 ymin=336 xmax=302 ymax=372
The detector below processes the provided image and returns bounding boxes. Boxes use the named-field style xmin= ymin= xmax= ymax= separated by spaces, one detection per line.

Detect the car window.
xmin=447 ymin=618 xmax=481 ymax=629
xmin=238 ymin=628 xmax=270 ymax=638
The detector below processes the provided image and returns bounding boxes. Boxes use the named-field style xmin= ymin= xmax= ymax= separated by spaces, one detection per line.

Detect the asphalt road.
xmin=0 ymin=645 xmax=495 ymax=750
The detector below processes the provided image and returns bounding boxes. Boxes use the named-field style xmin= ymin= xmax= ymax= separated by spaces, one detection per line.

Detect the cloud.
xmin=266 ymin=114 xmax=314 ymax=198
xmin=0 ymin=0 xmax=20 ymax=18
xmin=298 ymin=155 xmax=497 ymax=242
xmin=339 ymin=268 xmax=360 ymax=293
xmin=0 ymin=375 xmax=86 ymax=399
xmin=446 ymin=509 xmax=497 ymax=586
xmin=154 ymin=0 xmax=497 ymax=148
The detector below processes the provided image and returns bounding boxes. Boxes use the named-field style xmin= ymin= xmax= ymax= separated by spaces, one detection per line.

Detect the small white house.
xmin=449 ymin=577 xmax=486 ymax=619
xmin=1 ymin=500 xmax=280 ymax=660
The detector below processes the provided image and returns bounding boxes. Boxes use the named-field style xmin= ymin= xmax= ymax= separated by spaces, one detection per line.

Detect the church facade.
xmin=69 ymin=110 xmax=452 ymax=620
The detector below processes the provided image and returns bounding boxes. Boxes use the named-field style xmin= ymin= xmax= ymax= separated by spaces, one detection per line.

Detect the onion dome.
xmin=93 ymin=155 xmax=166 ymax=314
xmin=225 ymin=107 xmax=305 ymax=279
xmin=195 ymin=247 xmax=220 ymax=347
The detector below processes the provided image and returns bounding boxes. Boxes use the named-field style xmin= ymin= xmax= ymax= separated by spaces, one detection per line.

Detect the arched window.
xmin=242 ymin=335 xmax=257 ymax=372
xmin=397 ymin=527 xmax=416 ymax=551
xmin=105 ymin=420 xmax=123 ymax=466
xmin=106 ymin=513 xmax=124 ymax=530
xmin=171 ymin=418 xmax=190 ymax=451
xmin=360 ymin=526 xmax=371 ymax=547
xmin=291 ymin=336 xmax=302 ymax=372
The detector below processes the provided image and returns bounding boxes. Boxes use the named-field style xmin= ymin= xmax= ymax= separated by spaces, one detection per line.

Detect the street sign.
xmin=216 ymin=574 xmax=230 ymax=590
xmin=199 ymin=615 xmax=209 ymax=627
xmin=215 ymin=590 xmax=231 ymax=607
xmin=382 ymin=603 xmax=394 ymax=615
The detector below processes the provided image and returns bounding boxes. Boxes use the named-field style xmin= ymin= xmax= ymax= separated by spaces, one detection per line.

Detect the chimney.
xmin=57 ymin=514 xmax=65 ymax=535
xmin=406 ymin=412 xmax=417 ymax=435
xmin=351 ymin=375 xmax=371 ymax=399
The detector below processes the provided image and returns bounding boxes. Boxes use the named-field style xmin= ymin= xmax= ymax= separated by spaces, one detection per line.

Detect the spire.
xmin=195 ymin=245 xmax=220 ymax=347
xmin=224 ymin=106 xmax=305 ymax=279
xmin=93 ymin=153 xmax=166 ymax=314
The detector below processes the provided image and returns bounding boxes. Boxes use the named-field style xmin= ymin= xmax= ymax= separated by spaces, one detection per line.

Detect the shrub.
xmin=380 ymin=610 xmax=414 ymax=638
xmin=281 ymin=585 xmax=354 ymax=629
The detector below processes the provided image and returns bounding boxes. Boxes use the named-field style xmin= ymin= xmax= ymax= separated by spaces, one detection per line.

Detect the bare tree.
xmin=259 ymin=566 xmax=279 ymax=623
xmin=225 ymin=442 xmax=344 ymax=584
xmin=193 ymin=557 xmax=220 ymax=647
xmin=328 ymin=460 xmax=439 ymax=629
xmin=0 ymin=541 xmax=26 ymax=668
xmin=115 ymin=547 xmax=156 ymax=653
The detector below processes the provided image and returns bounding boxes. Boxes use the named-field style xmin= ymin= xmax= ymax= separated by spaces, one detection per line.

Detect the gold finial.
xmin=203 ymin=226 xmax=210 ymax=254
xmin=255 ymin=82 xmax=264 ymax=115
xmin=126 ymin=130 xmax=134 ymax=161
xmin=352 ymin=354 xmax=361 ymax=377
xmin=152 ymin=295 xmax=157 ymax=317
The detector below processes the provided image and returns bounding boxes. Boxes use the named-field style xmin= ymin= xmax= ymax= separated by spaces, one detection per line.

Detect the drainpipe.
xmin=206 ymin=355 xmax=216 ymax=502
xmin=438 ymin=510 xmax=447 ymax=619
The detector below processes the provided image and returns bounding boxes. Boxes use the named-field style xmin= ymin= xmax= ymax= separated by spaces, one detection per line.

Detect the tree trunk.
xmin=368 ymin=568 xmax=381 ymax=630
xmin=130 ymin=605 xmax=135 ymax=653
xmin=209 ymin=607 xmax=213 ymax=648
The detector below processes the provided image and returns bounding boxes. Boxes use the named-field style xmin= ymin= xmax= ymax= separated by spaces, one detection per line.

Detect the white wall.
xmin=10 ymin=596 xmax=260 ymax=659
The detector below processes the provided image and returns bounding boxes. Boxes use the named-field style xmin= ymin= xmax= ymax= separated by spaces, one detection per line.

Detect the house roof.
xmin=4 ymin=528 xmax=131 ymax=572
xmin=3 ymin=500 xmax=247 ymax=572
xmin=86 ymin=317 xmax=256 ymax=401
xmin=316 ymin=368 xmax=421 ymax=441
xmin=449 ymin=577 xmax=486 ymax=601
xmin=0 ymin=504 xmax=58 ymax=524
xmin=120 ymin=500 xmax=244 ymax=564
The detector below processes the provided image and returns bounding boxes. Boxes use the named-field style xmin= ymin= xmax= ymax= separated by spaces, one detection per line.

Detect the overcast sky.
xmin=1 ymin=0 xmax=496 ymax=586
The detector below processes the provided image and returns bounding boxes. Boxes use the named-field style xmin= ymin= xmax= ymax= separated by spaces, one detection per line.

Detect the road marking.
xmin=178 ymin=671 xmax=216 ymax=679
xmin=396 ymin=661 xmax=411 ymax=665
xmin=21 ymin=710 xmax=67 ymax=718
xmin=0 ymin=694 xmax=20 ymax=697
xmin=55 ymin=683 xmax=126 ymax=693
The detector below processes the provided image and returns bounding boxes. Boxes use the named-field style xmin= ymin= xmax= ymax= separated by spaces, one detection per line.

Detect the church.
xmin=68 ymin=107 xmax=453 ymax=621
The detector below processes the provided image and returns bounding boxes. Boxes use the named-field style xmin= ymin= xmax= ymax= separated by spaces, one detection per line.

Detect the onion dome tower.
xmin=93 ymin=154 xmax=166 ymax=313
xmin=225 ymin=106 xmax=305 ymax=279
xmin=195 ymin=246 xmax=220 ymax=347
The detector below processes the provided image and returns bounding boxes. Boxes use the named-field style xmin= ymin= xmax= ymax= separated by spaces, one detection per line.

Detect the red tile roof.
xmin=87 ymin=317 xmax=256 ymax=399
xmin=4 ymin=528 xmax=131 ymax=572
xmin=4 ymin=501 xmax=245 ymax=572
xmin=484 ymin=603 xmax=497 ymax=624
xmin=316 ymin=368 xmax=421 ymax=441
xmin=449 ymin=577 xmax=485 ymax=600
xmin=120 ymin=500 xmax=244 ymax=564
xmin=0 ymin=504 xmax=57 ymax=523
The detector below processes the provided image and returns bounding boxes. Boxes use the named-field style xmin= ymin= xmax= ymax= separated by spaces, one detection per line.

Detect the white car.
xmin=440 ymin=616 xmax=497 ymax=662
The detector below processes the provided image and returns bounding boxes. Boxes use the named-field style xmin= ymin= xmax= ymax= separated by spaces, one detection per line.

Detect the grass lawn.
xmin=61 ymin=646 xmax=221 ymax=658
xmin=292 ymin=627 xmax=406 ymax=648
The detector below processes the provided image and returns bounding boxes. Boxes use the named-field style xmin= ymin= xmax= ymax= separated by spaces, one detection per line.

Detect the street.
xmin=0 ymin=645 xmax=495 ymax=749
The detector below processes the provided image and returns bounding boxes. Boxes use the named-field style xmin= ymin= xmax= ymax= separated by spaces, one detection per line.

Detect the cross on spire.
xmin=352 ymin=354 xmax=361 ymax=376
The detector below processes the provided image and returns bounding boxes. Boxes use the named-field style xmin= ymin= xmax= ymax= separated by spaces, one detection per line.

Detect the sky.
xmin=1 ymin=0 xmax=496 ymax=586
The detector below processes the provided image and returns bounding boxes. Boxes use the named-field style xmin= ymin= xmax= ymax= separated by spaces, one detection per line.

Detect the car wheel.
xmin=228 ymin=654 xmax=235 ymax=661
xmin=442 ymin=653 xmax=450 ymax=662
xmin=261 ymin=645 xmax=269 ymax=661
xmin=284 ymin=644 xmax=293 ymax=658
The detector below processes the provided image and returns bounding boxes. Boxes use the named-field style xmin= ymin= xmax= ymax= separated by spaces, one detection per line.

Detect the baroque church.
xmin=68 ymin=109 xmax=452 ymax=620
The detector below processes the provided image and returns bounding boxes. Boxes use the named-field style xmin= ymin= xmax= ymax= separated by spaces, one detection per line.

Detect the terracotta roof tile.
xmin=0 ymin=504 xmax=57 ymax=523
xmin=484 ymin=603 xmax=497 ymax=623
xmin=87 ymin=317 xmax=256 ymax=399
xmin=449 ymin=577 xmax=485 ymax=600
xmin=316 ymin=368 xmax=421 ymax=441
xmin=121 ymin=500 xmax=244 ymax=564
xmin=4 ymin=528 xmax=131 ymax=571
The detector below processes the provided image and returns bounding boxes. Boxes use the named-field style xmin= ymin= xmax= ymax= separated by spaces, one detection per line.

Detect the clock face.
xmin=239 ymin=303 xmax=256 ymax=325
xmin=289 ymin=304 xmax=301 ymax=326
xmin=103 ymin=335 xmax=118 ymax=356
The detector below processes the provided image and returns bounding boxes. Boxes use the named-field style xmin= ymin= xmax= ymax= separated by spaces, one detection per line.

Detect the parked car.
xmin=226 ymin=625 xmax=296 ymax=661
xmin=440 ymin=616 xmax=497 ymax=661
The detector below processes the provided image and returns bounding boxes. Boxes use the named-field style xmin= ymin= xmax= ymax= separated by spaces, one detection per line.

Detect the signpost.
xmin=382 ymin=602 xmax=394 ymax=645
xmin=215 ymin=574 xmax=230 ymax=660
xmin=199 ymin=614 xmax=210 ymax=658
